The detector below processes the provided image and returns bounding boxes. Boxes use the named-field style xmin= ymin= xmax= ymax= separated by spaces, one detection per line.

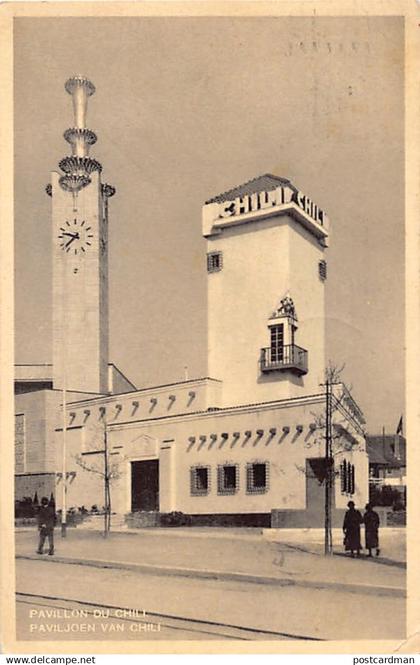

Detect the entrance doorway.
xmin=131 ymin=459 xmax=159 ymax=512
xmin=305 ymin=457 xmax=328 ymax=516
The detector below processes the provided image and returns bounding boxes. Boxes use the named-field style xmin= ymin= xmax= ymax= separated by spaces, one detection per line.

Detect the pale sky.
xmin=14 ymin=16 xmax=405 ymax=433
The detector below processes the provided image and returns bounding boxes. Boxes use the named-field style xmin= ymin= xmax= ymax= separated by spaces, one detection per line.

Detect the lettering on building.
xmin=218 ymin=186 xmax=325 ymax=226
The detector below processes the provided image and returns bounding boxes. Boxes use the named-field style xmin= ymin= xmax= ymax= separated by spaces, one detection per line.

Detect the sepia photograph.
xmin=2 ymin=2 xmax=416 ymax=653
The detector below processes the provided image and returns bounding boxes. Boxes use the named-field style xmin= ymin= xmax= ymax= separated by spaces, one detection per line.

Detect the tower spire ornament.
xmin=45 ymin=76 xmax=115 ymax=208
xmin=65 ymin=76 xmax=95 ymax=129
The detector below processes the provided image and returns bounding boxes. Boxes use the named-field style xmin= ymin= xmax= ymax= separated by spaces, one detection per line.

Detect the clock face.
xmin=58 ymin=218 xmax=94 ymax=255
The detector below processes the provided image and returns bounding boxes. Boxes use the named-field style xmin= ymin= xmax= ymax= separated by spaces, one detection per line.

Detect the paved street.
xmin=15 ymin=527 xmax=406 ymax=642
xmin=16 ymin=597 xmax=191 ymax=642
xmin=16 ymin=558 xmax=405 ymax=641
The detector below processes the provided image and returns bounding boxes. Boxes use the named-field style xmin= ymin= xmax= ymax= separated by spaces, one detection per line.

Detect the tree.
xmin=73 ymin=417 xmax=127 ymax=537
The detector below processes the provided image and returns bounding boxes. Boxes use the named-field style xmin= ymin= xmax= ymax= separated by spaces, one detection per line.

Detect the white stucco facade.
xmin=51 ymin=387 xmax=368 ymax=525
xmin=206 ymin=219 xmax=326 ymax=407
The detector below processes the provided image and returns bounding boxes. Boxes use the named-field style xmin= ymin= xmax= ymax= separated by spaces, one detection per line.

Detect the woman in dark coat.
xmin=343 ymin=500 xmax=363 ymax=557
xmin=363 ymin=503 xmax=380 ymax=557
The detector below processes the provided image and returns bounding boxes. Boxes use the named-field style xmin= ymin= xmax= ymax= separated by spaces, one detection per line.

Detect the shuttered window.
xmin=207 ymin=251 xmax=223 ymax=273
xmin=319 ymin=260 xmax=327 ymax=280
xmin=340 ymin=459 xmax=355 ymax=495
xmin=246 ymin=462 xmax=269 ymax=494
xmin=217 ymin=464 xmax=239 ymax=495
xmin=190 ymin=466 xmax=210 ymax=496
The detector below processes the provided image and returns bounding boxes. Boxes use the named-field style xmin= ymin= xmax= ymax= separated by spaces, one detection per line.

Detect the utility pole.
xmin=321 ymin=369 xmax=365 ymax=555
xmin=324 ymin=377 xmax=333 ymax=555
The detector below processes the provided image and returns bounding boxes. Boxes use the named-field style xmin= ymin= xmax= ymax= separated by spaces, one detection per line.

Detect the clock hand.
xmin=62 ymin=232 xmax=80 ymax=239
xmin=65 ymin=236 xmax=77 ymax=248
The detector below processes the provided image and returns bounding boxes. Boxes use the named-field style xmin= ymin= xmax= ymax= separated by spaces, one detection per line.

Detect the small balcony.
xmin=260 ymin=344 xmax=308 ymax=376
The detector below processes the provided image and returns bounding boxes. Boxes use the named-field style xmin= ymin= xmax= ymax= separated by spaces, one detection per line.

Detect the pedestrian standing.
xmin=363 ymin=503 xmax=380 ymax=557
xmin=36 ymin=496 xmax=56 ymax=555
xmin=343 ymin=500 xmax=363 ymax=557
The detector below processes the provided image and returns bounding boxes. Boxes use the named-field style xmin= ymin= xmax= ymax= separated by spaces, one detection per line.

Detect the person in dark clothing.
xmin=36 ymin=496 xmax=56 ymax=555
xmin=343 ymin=500 xmax=363 ymax=557
xmin=363 ymin=503 xmax=380 ymax=557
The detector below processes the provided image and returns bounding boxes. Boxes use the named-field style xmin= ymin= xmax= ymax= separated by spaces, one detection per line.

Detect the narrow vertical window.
xmin=341 ymin=459 xmax=355 ymax=495
xmin=346 ymin=462 xmax=352 ymax=495
xmin=350 ymin=464 xmax=355 ymax=495
xmin=319 ymin=260 xmax=327 ymax=281
xmin=15 ymin=414 xmax=26 ymax=474
xmin=340 ymin=460 xmax=347 ymax=493
xmin=270 ymin=324 xmax=284 ymax=362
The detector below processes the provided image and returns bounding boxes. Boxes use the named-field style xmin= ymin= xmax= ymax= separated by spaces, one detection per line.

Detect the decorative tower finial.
xmin=65 ymin=76 xmax=95 ymax=129
xmin=45 ymin=77 xmax=115 ymax=205
xmin=63 ymin=77 xmax=97 ymax=160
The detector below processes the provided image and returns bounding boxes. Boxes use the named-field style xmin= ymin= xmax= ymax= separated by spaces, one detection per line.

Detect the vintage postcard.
xmin=0 ymin=0 xmax=419 ymax=655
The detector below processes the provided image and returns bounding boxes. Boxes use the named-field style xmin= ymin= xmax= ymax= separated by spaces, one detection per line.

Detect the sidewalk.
xmin=264 ymin=527 xmax=406 ymax=564
xmin=15 ymin=526 xmax=405 ymax=598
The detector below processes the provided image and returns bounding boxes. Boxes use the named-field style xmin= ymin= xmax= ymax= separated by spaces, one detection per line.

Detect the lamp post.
xmin=61 ymin=244 xmax=67 ymax=537
xmin=103 ymin=413 xmax=110 ymax=537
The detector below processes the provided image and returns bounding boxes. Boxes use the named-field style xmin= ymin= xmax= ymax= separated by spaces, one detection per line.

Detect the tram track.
xmin=16 ymin=591 xmax=322 ymax=641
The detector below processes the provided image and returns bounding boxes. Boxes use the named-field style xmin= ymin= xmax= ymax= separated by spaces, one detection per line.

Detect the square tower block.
xmin=203 ymin=174 xmax=329 ymax=408
xmin=51 ymin=170 xmax=109 ymax=394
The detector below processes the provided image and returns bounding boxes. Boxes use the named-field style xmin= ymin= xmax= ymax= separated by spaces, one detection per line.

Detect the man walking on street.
xmin=36 ymin=496 xmax=56 ymax=556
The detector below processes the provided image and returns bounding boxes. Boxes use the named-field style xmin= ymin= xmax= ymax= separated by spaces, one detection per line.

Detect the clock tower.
xmin=47 ymin=77 xmax=115 ymax=394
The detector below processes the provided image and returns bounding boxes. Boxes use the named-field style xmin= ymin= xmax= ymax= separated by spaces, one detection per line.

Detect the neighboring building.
xmin=15 ymin=77 xmax=369 ymax=527
xmin=366 ymin=434 xmax=406 ymax=500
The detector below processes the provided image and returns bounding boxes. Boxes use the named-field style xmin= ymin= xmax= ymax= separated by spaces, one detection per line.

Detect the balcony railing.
xmin=260 ymin=344 xmax=308 ymax=376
